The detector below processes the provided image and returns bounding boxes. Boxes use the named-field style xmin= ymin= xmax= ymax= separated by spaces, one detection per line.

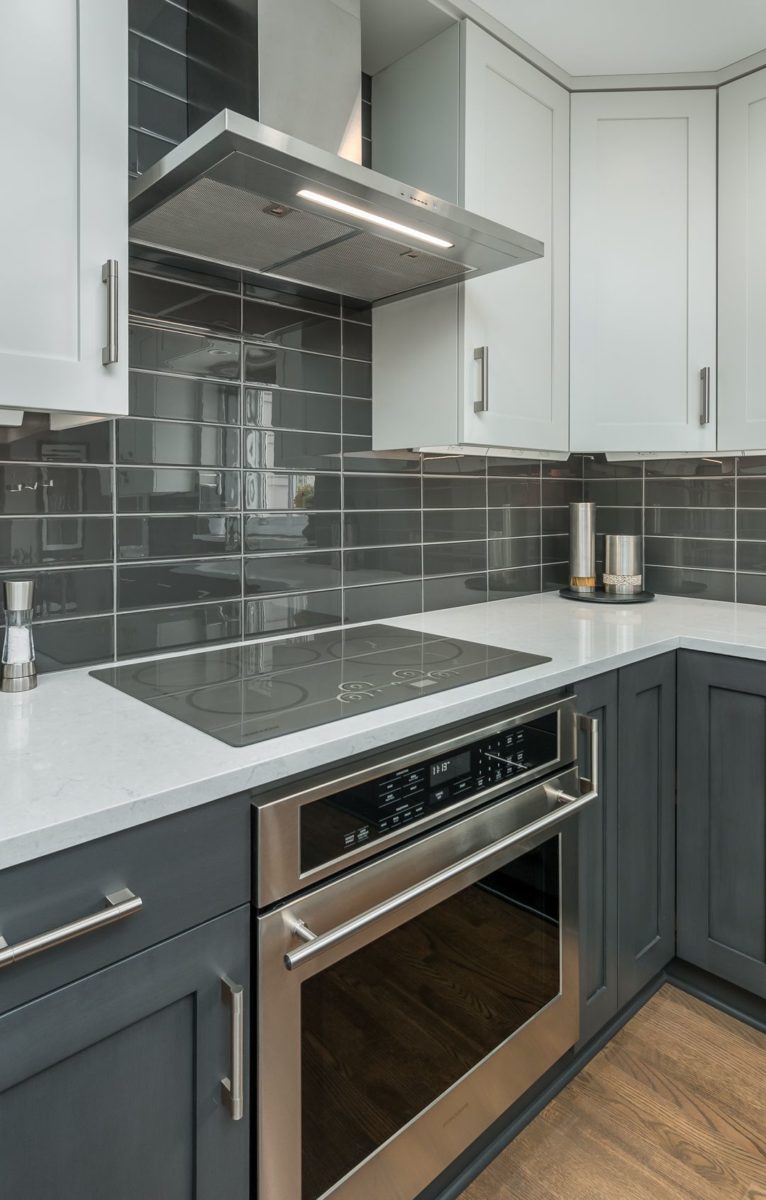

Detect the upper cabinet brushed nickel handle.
xmin=473 ymin=345 xmax=489 ymax=413
xmin=221 ymin=976 xmax=245 ymax=1121
xmin=102 ymin=259 xmax=119 ymax=366
xmin=0 ymin=888 xmax=142 ymax=969
xmin=700 ymin=367 xmax=711 ymax=426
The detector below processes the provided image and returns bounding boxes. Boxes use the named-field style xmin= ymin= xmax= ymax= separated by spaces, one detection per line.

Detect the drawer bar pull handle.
xmin=221 ymin=976 xmax=245 ymax=1121
xmin=0 ymin=888 xmax=142 ymax=969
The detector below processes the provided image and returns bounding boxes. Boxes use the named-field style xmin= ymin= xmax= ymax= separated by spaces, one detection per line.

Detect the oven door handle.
xmin=284 ymin=717 xmax=598 ymax=971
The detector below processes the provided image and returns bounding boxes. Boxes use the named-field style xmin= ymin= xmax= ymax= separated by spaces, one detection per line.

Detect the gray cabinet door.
xmin=0 ymin=906 xmax=249 ymax=1200
xmin=617 ymin=653 xmax=677 ymax=1005
xmin=678 ymin=651 xmax=766 ymax=997
xmin=575 ymin=670 xmax=619 ymax=1047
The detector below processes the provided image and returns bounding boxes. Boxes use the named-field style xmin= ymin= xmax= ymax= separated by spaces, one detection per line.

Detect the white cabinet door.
xmin=460 ymin=22 xmax=570 ymax=453
xmin=373 ymin=21 xmax=569 ymax=456
xmin=0 ymin=0 xmax=128 ymax=418
xmin=570 ymin=91 xmax=717 ymax=454
xmin=719 ymin=69 xmax=766 ymax=452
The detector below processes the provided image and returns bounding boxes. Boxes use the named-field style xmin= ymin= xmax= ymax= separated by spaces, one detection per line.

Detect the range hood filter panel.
xmin=129 ymin=174 xmax=359 ymax=276
xmin=275 ymin=230 xmax=473 ymax=302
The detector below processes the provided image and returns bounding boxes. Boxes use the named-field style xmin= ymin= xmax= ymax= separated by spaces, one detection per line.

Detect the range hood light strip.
xmin=296 ymin=189 xmax=454 ymax=249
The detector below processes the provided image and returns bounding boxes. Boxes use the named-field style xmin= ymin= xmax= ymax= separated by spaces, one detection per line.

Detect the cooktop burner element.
xmin=91 ymin=625 xmax=550 ymax=748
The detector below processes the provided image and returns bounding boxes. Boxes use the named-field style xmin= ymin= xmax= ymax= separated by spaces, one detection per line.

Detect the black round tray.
xmin=559 ymin=587 xmax=655 ymax=604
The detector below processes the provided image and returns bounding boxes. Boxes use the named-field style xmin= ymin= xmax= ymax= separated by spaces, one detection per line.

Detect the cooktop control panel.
xmin=300 ymin=710 xmax=559 ymax=873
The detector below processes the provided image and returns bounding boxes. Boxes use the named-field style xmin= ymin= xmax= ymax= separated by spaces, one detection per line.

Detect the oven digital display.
xmin=429 ymin=751 xmax=471 ymax=786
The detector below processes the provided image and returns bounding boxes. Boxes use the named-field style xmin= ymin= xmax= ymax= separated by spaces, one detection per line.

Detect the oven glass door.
xmin=300 ymin=836 xmax=561 ymax=1200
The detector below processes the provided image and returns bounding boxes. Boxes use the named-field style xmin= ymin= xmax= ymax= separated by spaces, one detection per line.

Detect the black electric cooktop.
xmin=91 ymin=625 xmax=550 ymax=748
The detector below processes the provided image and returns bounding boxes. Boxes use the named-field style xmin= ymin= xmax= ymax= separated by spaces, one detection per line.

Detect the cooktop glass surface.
xmin=91 ymin=625 xmax=550 ymax=748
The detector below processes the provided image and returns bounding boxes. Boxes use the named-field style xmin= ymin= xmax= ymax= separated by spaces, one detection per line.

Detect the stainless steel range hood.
xmin=129 ymin=112 xmax=543 ymax=304
xmin=129 ymin=0 xmax=543 ymax=304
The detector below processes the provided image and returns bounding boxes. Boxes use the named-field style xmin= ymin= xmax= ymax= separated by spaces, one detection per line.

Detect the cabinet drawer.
xmin=0 ymin=794 xmax=250 ymax=1015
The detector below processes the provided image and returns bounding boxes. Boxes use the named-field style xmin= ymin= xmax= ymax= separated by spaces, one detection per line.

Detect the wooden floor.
xmin=462 ymin=985 xmax=766 ymax=1200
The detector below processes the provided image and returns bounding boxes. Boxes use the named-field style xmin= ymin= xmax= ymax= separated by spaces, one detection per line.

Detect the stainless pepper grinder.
xmin=2 ymin=579 xmax=37 ymax=692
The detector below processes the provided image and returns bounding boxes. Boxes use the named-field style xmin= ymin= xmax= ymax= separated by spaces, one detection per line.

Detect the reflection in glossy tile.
xmin=644 ymin=565 xmax=734 ymax=602
xmin=117 ymin=600 xmax=242 ymax=659
xmin=423 ymin=509 xmax=486 ymax=542
xmin=35 ymin=615 xmax=114 ymax=672
xmin=487 ymin=478 xmax=540 ymax=508
xmin=0 ymin=567 xmax=113 ymax=622
xmin=129 ymin=371 xmax=240 ymax=425
xmin=244 ymin=552 xmax=342 ymax=596
xmin=245 ymin=342 xmax=341 ymax=393
xmin=341 ymin=441 xmax=421 ymax=473
xmin=244 ymin=387 xmax=341 ymax=433
xmin=117 ymin=467 xmax=240 ymax=513
xmin=344 ymin=510 xmax=422 ymax=547
xmin=645 ymin=507 xmax=734 ymax=538
xmin=343 ymin=359 xmax=372 ymax=398
xmin=645 ymin=477 xmax=735 ymax=507
xmin=488 ymin=508 xmax=541 ymax=538
xmin=645 ymin=537 xmax=734 ymax=571
xmin=0 ymin=517 xmax=113 ymax=569
xmin=117 ymin=515 xmax=241 ymax=561
xmin=344 ymin=580 xmax=423 ymax=623
xmin=118 ymin=558 xmax=242 ymax=610
xmin=345 ymin=546 xmax=423 ymax=584
xmin=244 ymin=429 xmax=342 ymax=472
xmin=245 ymin=471 xmax=342 ymax=512
xmin=488 ymin=537 xmax=541 ymax=571
xmin=488 ymin=566 xmax=541 ymax=600
xmin=344 ymin=474 xmax=421 ymax=510
xmin=0 ymin=465 xmax=111 ymax=516
xmin=342 ymin=320 xmax=372 ymax=361
xmin=243 ymin=301 xmax=341 ymax=355
xmin=424 ymin=477 xmax=486 ymax=509
xmin=245 ymin=590 xmax=342 ymax=638
xmin=129 ymin=325 xmax=241 ymax=379
xmin=117 ymin=419 xmax=241 ymax=468
xmin=584 ymin=478 xmax=643 ymax=507
xmin=245 ymin=512 xmax=342 ymax=553
xmin=0 ymin=417 xmax=111 ymax=464
xmin=129 ymin=273 xmax=241 ymax=333
xmin=424 ymin=574 xmax=487 ymax=611
xmin=423 ymin=541 xmax=487 ymax=576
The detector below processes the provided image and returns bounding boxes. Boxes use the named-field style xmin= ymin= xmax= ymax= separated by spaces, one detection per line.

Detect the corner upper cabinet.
xmin=372 ymin=21 xmax=570 ymax=455
xmin=0 ymin=1 xmax=129 ymax=418
xmin=570 ymin=90 xmax=717 ymax=454
xmin=718 ymin=68 xmax=766 ymax=451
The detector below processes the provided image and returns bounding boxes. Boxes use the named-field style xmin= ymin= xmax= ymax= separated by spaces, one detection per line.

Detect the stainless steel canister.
xmin=569 ymin=502 xmax=596 ymax=593
xmin=604 ymin=534 xmax=643 ymax=595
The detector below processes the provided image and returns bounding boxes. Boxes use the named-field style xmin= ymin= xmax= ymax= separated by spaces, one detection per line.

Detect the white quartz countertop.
xmin=4 ymin=591 xmax=766 ymax=871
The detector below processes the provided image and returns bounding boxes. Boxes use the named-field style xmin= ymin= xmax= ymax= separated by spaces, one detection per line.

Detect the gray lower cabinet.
xmin=0 ymin=905 xmax=250 ymax=1200
xmin=575 ymin=653 xmax=676 ymax=1045
xmin=616 ymin=652 xmax=677 ymax=1005
xmin=576 ymin=669 xmax=619 ymax=1046
xmin=678 ymin=651 xmax=766 ymax=998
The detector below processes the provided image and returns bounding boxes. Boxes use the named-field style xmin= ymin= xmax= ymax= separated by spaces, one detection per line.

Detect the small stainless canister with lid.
xmin=569 ymin=502 xmax=597 ymax=593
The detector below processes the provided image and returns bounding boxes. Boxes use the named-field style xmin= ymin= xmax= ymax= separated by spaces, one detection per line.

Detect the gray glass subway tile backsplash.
xmin=11 ymin=243 xmax=766 ymax=677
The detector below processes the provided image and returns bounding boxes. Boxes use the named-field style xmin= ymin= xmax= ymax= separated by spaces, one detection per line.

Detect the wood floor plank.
xmin=461 ymin=984 xmax=766 ymax=1200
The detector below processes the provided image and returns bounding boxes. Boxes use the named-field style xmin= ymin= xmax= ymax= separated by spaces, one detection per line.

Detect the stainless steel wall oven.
xmin=254 ymin=694 xmax=598 ymax=1200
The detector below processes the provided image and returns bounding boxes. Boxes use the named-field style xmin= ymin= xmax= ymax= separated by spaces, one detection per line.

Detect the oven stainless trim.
xmin=258 ymin=763 xmax=589 ymax=1200
xmin=255 ymin=694 xmax=576 ymax=906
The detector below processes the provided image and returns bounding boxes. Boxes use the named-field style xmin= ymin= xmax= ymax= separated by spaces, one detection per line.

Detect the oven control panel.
xmin=300 ymin=711 xmax=559 ymax=873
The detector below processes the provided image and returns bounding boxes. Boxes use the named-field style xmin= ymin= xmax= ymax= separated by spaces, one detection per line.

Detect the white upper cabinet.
xmin=0 ymin=0 xmax=128 ymax=419
xmin=718 ymin=68 xmax=766 ymax=452
xmin=570 ymin=90 xmax=717 ymax=454
xmin=372 ymin=21 xmax=570 ymax=455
